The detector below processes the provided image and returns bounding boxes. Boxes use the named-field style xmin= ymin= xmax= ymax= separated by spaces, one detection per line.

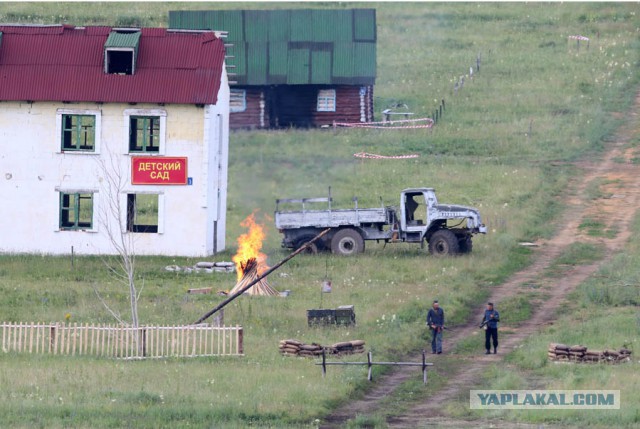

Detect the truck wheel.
xmin=331 ymin=229 xmax=365 ymax=256
xmin=295 ymin=236 xmax=320 ymax=254
xmin=428 ymin=230 xmax=460 ymax=256
xmin=458 ymin=236 xmax=473 ymax=254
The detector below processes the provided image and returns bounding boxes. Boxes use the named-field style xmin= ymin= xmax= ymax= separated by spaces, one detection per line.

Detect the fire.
xmin=232 ymin=212 xmax=269 ymax=281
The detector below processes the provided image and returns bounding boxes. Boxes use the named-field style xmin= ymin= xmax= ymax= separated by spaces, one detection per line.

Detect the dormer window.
xmin=104 ymin=30 xmax=141 ymax=75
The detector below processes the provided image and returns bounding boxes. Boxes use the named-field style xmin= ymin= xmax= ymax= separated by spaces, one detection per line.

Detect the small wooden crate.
xmin=335 ymin=305 xmax=356 ymax=326
xmin=307 ymin=309 xmax=336 ymax=326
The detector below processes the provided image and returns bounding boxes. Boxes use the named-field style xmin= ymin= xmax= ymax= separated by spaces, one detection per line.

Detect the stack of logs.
xmin=548 ymin=343 xmax=632 ymax=363
xmin=279 ymin=339 xmax=366 ymax=358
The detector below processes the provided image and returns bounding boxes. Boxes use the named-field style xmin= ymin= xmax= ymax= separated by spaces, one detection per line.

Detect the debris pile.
xmin=279 ymin=339 xmax=365 ymax=358
xmin=548 ymin=343 xmax=632 ymax=364
xmin=165 ymin=261 xmax=235 ymax=274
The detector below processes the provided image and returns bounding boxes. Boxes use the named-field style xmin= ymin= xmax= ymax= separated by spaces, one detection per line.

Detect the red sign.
xmin=131 ymin=157 xmax=188 ymax=185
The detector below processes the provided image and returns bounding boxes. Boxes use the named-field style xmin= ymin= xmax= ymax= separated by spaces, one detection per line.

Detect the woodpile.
xmin=279 ymin=339 xmax=366 ymax=358
xmin=228 ymin=258 xmax=279 ymax=296
xmin=548 ymin=343 xmax=632 ymax=364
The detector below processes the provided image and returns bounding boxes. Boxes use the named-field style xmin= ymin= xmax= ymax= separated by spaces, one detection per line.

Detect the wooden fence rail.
xmin=1 ymin=322 xmax=243 ymax=359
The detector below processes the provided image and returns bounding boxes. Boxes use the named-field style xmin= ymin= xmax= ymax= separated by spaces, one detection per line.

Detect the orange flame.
xmin=232 ymin=212 xmax=269 ymax=281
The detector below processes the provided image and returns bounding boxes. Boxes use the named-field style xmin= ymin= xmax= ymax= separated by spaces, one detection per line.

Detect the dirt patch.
xmin=320 ymin=92 xmax=640 ymax=429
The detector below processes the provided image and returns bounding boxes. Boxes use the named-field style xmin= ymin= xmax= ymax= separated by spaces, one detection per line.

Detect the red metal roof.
xmin=0 ymin=25 xmax=226 ymax=105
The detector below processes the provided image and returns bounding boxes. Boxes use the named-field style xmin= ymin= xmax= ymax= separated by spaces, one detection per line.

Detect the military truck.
xmin=274 ymin=188 xmax=487 ymax=256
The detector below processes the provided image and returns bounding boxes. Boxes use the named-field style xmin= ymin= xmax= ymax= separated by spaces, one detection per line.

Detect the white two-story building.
xmin=0 ymin=24 xmax=230 ymax=256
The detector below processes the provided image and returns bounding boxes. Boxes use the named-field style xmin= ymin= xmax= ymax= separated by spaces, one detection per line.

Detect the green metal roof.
xmin=104 ymin=31 xmax=141 ymax=49
xmin=168 ymin=9 xmax=376 ymax=86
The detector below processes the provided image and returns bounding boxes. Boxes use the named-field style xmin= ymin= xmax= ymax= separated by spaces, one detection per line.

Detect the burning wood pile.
xmin=279 ymin=339 xmax=366 ymax=357
xmin=548 ymin=343 xmax=632 ymax=364
xmin=228 ymin=213 xmax=278 ymax=297
xmin=228 ymin=257 xmax=279 ymax=296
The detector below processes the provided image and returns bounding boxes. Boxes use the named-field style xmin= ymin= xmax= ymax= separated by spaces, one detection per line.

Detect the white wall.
xmin=0 ymin=90 xmax=229 ymax=257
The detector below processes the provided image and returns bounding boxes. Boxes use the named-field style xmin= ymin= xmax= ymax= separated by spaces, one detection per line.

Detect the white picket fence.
xmin=0 ymin=322 xmax=243 ymax=359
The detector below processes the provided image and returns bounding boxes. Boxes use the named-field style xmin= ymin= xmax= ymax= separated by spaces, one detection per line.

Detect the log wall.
xmin=229 ymin=85 xmax=374 ymax=129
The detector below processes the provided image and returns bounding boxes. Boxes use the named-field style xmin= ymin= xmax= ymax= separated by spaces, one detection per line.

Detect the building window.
xmin=129 ymin=116 xmax=160 ymax=153
xmin=106 ymin=49 xmax=134 ymax=75
xmin=317 ymin=89 xmax=336 ymax=112
xmin=57 ymin=109 xmax=101 ymax=154
xmin=60 ymin=192 xmax=93 ymax=230
xmin=61 ymin=114 xmax=95 ymax=151
xmin=230 ymin=89 xmax=247 ymax=113
xmin=127 ymin=194 xmax=159 ymax=233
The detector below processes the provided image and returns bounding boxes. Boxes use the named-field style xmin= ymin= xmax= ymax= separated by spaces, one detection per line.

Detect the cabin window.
xmin=59 ymin=192 xmax=93 ymax=230
xmin=230 ymin=89 xmax=247 ymax=112
xmin=61 ymin=114 xmax=96 ymax=151
xmin=129 ymin=116 xmax=160 ymax=153
xmin=127 ymin=194 xmax=159 ymax=233
xmin=317 ymin=89 xmax=336 ymax=112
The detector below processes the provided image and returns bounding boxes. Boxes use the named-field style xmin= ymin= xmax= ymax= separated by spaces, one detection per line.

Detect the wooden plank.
xmin=72 ymin=323 xmax=77 ymax=356
xmin=187 ymin=287 xmax=212 ymax=294
xmin=29 ymin=322 xmax=34 ymax=353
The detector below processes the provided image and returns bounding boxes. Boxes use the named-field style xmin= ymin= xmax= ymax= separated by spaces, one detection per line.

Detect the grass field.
xmin=1 ymin=2 xmax=639 ymax=428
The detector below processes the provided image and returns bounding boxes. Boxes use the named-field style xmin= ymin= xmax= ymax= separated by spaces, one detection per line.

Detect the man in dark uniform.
xmin=480 ymin=302 xmax=500 ymax=354
xmin=427 ymin=300 xmax=444 ymax=354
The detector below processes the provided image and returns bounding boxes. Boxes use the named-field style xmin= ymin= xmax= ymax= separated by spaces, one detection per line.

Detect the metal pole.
xmin=422 ymin=349 xmax=427 ymax=385
xmin=322 ymin=349 xmax=327 ymax=377
xmin=192 ymin=228 xmax=331 ymax=325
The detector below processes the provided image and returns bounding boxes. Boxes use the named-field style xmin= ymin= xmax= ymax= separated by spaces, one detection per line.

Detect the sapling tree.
xmin=95 ymin=153 xmax=141 ymax=351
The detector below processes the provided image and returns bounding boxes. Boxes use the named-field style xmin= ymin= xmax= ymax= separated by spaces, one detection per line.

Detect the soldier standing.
xmin=481 ymin=302 xmax=500 ymax=354
xmin=427 ymin=300 xmax=444 ymax=354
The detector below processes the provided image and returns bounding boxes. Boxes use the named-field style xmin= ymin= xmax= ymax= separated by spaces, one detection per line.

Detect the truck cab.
xmin=399 ymin=188 xmax=438 ymax=242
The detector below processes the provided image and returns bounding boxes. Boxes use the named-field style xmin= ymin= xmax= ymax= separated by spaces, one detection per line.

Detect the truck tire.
xmin=295 ymin=235 xmax=320 ymax=254
xmin=331 ymin=229 xmax=365 ymax=256
xmin=458 ymin=236 xmax=473 ymax=254
xmin=428 ymin=229 xmax=460 ymax=256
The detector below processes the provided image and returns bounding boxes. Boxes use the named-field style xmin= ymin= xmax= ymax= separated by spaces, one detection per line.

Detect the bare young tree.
xmin=95 ymin=152 xmax=141 ymax=349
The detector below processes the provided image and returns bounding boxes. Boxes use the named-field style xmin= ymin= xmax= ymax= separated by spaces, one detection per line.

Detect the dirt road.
xmin=321 ymin=91 xmax=640 ymax=429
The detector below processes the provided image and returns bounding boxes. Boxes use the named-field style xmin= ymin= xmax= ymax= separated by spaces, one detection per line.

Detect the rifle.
xmin=479 ymin=319 xmax=488 ymax=329
xmin=429 ymin=325 xmax=453 ymax=332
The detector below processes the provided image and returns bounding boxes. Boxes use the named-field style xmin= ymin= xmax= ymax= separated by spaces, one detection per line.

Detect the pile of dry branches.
xmin=228 ymin=257 xmax=278 ymax=296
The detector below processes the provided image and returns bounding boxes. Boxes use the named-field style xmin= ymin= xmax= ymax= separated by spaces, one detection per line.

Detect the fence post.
xmin=422 ymin=350 xmax=428 ymax=385
xmin=142 ymin=328 xmax=147 ymax=358
xmin=367 ymin=351 xmax=373 ymax=381
xmin=51 ymin=324 xmax=57 ymax=354
xmin=237 ymin=326 xmax=244 ymax=355
xmin=322 ymin=349 xmax=327 ymax=378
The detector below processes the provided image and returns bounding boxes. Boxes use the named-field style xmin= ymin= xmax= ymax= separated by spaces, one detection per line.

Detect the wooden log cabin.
xmin=169 ymin=9 xmax=377 ymax=129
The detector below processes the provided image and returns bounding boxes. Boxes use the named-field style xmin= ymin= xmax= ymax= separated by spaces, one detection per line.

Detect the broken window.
xmin=129 ymin=116 xmax=160 ymax=153
xmin=60 ymin=192 xmax=93 ymax=230
xmin=104 ymin=30 xmax=140 ymax=75
xmin=230 ymin=89 xmax=247 ymax=112
xmin=61 ymin=114 xmax=95 ymax=151
xmin=127 ymin=194 xmax=159 ymax=233
xmin=317 ymin=89 xmax=336 ymax=112
xmin=106 ymin=50 xmax=134 ymax=74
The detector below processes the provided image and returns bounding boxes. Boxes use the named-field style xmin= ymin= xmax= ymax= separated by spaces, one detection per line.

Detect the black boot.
xmin=493 ymin=348 xmax=497 ymax=354
xmin=485 ymin=349 xmax=490 ymax=355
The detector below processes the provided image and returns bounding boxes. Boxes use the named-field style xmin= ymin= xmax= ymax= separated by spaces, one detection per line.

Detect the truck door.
xmin=402 ymin=191 xmax=428 ymax=237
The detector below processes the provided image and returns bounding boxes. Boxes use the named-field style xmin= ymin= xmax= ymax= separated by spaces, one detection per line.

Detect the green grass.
xmin=1 ymin=2 xmax=640 ymax=428
xmin=460 ymin=213 xmax=640 ymax=428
